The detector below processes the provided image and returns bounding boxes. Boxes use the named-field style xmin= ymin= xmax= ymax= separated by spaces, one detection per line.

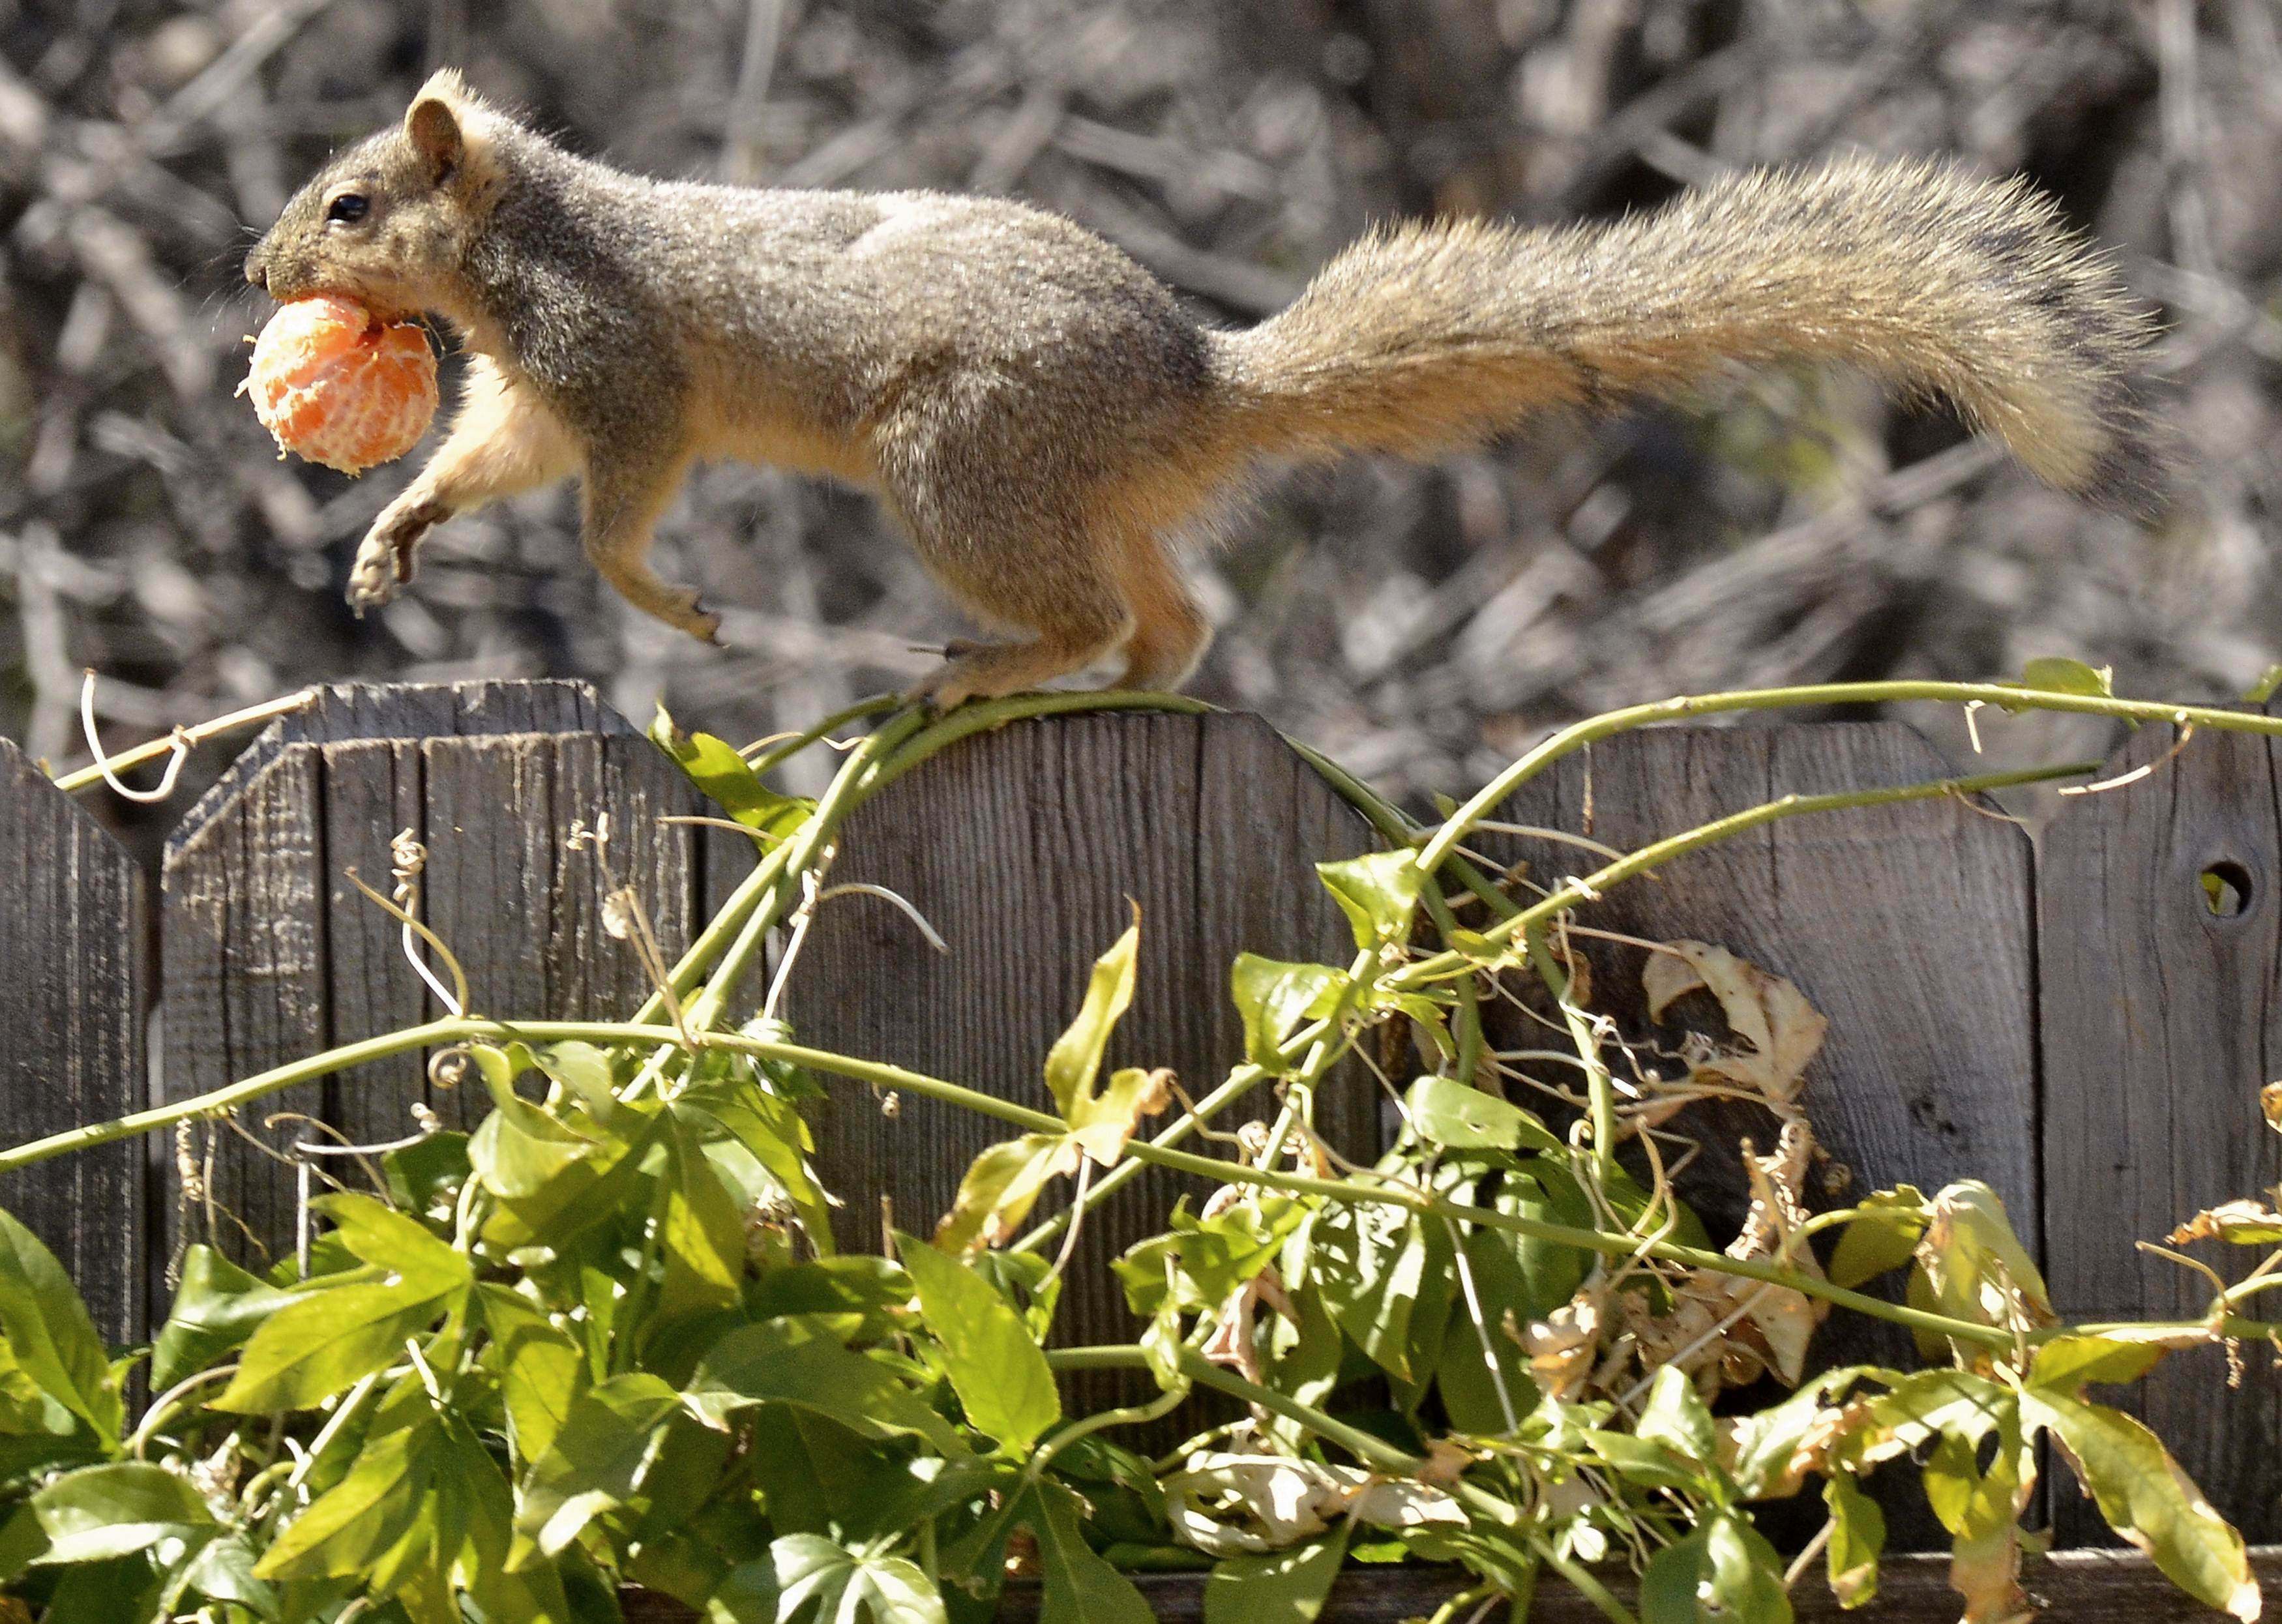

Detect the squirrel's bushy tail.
xmin=1210 ymin=156 xmax=2162 ymax=510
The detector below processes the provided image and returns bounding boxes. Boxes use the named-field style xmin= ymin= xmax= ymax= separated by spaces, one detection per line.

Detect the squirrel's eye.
xmin=326 ymin=194 xmax=370 ymax=224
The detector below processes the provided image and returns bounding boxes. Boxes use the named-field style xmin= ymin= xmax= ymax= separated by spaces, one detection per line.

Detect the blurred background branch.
xmin=3 ymin=0 xmax=2276 ymax=848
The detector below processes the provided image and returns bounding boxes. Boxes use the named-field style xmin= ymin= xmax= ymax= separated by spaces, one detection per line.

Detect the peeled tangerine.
xmin=240 ymin=295 xmax=437 ymax=475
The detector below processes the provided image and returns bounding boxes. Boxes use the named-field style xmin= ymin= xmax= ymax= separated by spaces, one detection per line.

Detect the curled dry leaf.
xmin=1162 ymin=1453 xmax=1461 ymax=1556
xmin=1756 ymin=1399 xmax=1878 ymax=1500
xmin=1415 ymin=1436 xmax=1478 ymax=1487
xmin=1625 ymin=1122 xmax=1828 ymax=1393
xmin=2262 ymin=1080 xmax=2282 ymax=1132
xmin=2170 ymin=1200 xmax=2282 ymax=1247
xmin=1519 ymin=1292 xmax=1604 ymax=1402
xmin=1198 ymin=1268 xmax=1296 ymax=1385
xmin=1644 ymin=941 xmax=1828 ymax=1104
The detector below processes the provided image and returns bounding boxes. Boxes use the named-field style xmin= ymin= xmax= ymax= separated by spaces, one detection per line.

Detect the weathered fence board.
xmin=159 ymin=684 xmax=704 ymax=1275
xmin=2041 ymin=712 xmax=2282 ymax=1543
xmin=1480 ymin=721 xmax=2037 ymax=1546
xmin=786 ymin=711 xmax=1382 ymax=1408
xmin=0 ymin=741 xmax=146 ymax=1348
xmin=1479 ymin=720 xmax=2038 ymax=1237
xmin=161 ymin=742 xmax=327 ymax=1288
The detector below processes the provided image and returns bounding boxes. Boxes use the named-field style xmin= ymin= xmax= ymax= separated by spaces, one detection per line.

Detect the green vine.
xmin=0 ymin=661 xmax=2274 ymax=1624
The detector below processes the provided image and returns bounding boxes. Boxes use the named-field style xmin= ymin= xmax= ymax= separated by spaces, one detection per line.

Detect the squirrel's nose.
xmin=243 ymin=251 xmax=267 ymax=291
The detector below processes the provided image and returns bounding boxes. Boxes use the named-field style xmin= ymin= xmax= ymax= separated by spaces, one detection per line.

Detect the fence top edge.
xmin=138 ymin=689 xmax=2080 ymax=870
xmin=0 ymin=737 xmax=139 ymax=866
xmin=2036 ymin=695 xmax=2282 ymax=835
xmin=162 ymin=679 xmax=630 ymax=862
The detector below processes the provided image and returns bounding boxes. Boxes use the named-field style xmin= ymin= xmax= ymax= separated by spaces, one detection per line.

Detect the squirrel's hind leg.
xmin=1108 ymin=534 xmax=1211 ymax=692
xmin=893 ymin=529 xmax=1136 ymax=707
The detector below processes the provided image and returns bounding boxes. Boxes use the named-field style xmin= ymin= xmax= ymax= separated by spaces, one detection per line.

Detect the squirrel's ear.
xmin=406 ymin=93 xmax=465 ymax=184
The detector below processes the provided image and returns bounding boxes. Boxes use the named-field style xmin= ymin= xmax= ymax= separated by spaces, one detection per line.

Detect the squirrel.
xmin=245 ymin=70 xmax=2159 ymax=706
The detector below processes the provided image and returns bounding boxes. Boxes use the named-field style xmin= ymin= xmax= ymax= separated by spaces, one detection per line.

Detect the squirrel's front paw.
xmin=346 ymin=537 xmax=402 ymax=615
xmin=347 ymin=498 xmax=439 ymax=615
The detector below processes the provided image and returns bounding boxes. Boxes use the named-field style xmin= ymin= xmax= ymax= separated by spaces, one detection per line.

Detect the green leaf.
xmin=481 ymin=1108 xmax=658 ymax=1253
xmin=657 ymin=1110 xmax=749 ymax=1325
xmin=1824 ymin=1474 xmax=1884 ymax=1610
xmin=1577 ymin=1430 xmax=1706 ymax=1491
xmin=1849 ymin=1369 xmax=2009 ymax=1469
xmin=1639 ymin=1529 xmax=1712 ymax=1623
xmin=688 ymin=1316 xmax=968 ymax=1456
xmin=518 ymin=1372 xmax=683 ymax=1556
xmin=474 ymin=1283 xmax=585 ymax=1468
xmin=2023 ymin=1391 xmax=2259 ymax=1619
xmin=1020 ymin=1480 xmax=1155 ymax=1624
xmin=1432 ymin=1234 xmax=1532 ymax=1435
xmin=175 ymin=1529 xmax=278 ymax=1617
xmin=1204 ymin=1523 xmax=1348 ymax=1624
xmin=1315 ymin=849 xmax=1422 ymax=952
xmin=1640 ymin=1515 xmax=1792 ymax=1624
xmin=935 ymin=1132 xmax=1076 ymax=1254
xmin=37 ymin=1554 xmax=165 ymax=1621
xmin=1230 ymin=956 xmax=1347 ymax=1073
xmin=1044 ymin=919 xmax=1140 ymax=1119
xmin=257 ymin=1419 xmax=428 ymax=1580
xmin=1704 ymin=1514 xmax=1792 ymax=1623
xmin=897 ymin=1236 xmax=1059 ymax=1454
xmin=439 ymin=1408 xmax=571 ymax=1621
xmin=694 ymin=1083 xmax=837 ymax=1254
xmin=382 ymin=1132 xmax=471 ymax=1220
xmin=149 ymin=1246 xmax=306 ymax=1394
xmin=653 ymin=705 xmax=814 ymax=836
xmin=0 ymin=1203 xmax=122 ymax=1442
xmin=1064 ymin=1066 xmax=1176 ymax=1167
xmin=1306 ymin=1204 xmax=1430 ymax=1382
xmin=1826 ymin=1187 xmax=1929 ymax=1289
xmin=747 ymin=1257 xmax=913 ymax=1342
xmin=2016 ymin=656 xmax=2115 ymax=699
xmin=773 ymin=1533 xmax=947 ymax=1624
xmin=706 ymin=1559 xmax=782 ymax=1623
xmin=1494 ymin=1169 xmax=1595 ymax=1318
xmin=2028 ymin=1333 xmax=2174 ymax=1395
xmin=1403 ymin=1075 xmax=1561 ymax=1153
xmin=468 ymin=1095 xmax=593 ymax=1200
xmin=25 ymin=1461 xmax=215 ymax=1565
xmin=1635 ymin=1365 xmax=1717 ymax=1470
xmin=216 ymin=1267 xmax=468 ymax=1414
xmin=1116 ymin=1198 xmax=1302 ymax=1320
xmin=535 ymin=1041 xmax=622 ymax=1119
xmin=315 ymin=1192 xmax=465 ymax=1284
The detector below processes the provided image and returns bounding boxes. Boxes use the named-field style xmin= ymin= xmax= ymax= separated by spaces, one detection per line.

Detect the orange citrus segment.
xmin=239 ymin=294 xmax=439 ymax=475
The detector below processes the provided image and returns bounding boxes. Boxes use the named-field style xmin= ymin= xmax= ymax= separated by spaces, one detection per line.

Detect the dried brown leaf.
xmin=1643 ymin=941 xmax=1827 ymax=1102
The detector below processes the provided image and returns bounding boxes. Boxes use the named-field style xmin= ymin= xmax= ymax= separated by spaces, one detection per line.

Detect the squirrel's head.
xmin=246 ymin=70 xmax=505 ymax=320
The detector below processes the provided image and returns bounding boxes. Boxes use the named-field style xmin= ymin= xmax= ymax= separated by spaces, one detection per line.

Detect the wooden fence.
xmin=2 ymin=679 xmax=2277 ymax=1619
